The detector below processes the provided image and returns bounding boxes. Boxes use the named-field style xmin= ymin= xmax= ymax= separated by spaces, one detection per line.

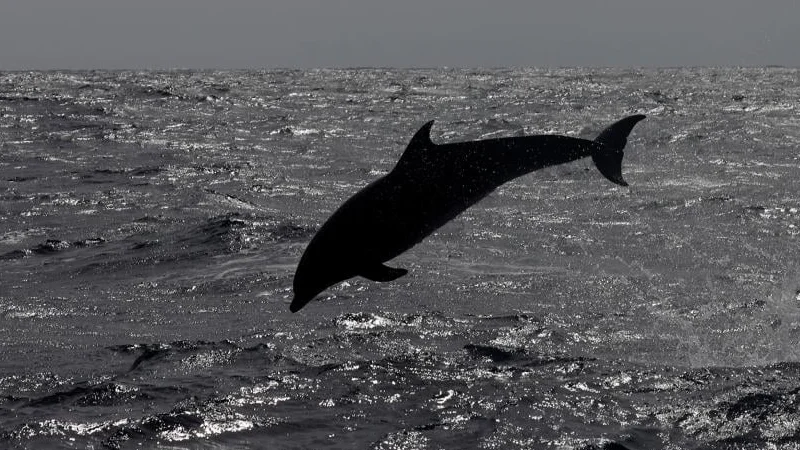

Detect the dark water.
xmin=1 ymin=68 xmax=799 ymax=449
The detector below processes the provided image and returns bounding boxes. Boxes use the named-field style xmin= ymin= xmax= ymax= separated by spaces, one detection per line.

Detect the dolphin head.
xmin=290 ymin=252 xmax=354 ymax=312
xmin=290 ymin=267 xmax=329 ymax=313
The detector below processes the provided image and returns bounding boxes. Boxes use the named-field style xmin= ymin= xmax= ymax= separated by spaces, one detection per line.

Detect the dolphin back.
xmin=591 ymin=114 xmax=646 ymax=187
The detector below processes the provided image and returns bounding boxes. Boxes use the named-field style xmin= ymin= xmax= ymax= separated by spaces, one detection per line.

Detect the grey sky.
xmin=1 ymin=0 xmax=798 ymax=69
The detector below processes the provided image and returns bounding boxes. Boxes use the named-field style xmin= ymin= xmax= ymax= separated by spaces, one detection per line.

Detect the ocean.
xmin=1 ymin=68 xmax=799 ymax=449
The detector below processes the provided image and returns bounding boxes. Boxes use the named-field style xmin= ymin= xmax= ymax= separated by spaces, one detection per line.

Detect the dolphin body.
xmin=290 ymin=115 xmax=646 ymax=312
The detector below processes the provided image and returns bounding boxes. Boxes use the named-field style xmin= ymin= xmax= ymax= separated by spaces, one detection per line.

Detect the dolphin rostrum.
xmin=290 ymin=115 xmax=646 ymax=312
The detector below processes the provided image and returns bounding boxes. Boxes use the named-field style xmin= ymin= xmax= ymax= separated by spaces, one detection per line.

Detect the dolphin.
xmin=290 ymin=115 xmax=646 ymax=312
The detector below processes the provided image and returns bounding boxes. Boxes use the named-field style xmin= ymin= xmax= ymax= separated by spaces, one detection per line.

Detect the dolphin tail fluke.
xmin=591 ymin=114 xmax=646 ymax=187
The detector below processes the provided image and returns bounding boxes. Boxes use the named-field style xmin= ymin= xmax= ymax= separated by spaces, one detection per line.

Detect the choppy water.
xmin=1 ymin=68 xmax=799 ymax=449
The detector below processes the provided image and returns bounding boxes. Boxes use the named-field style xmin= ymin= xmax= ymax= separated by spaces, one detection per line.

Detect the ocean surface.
xmin=0 ymin=68 xmax=799 ymax=449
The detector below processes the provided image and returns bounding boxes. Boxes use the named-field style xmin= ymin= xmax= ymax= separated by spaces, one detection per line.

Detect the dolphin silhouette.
xmin=290 ymin=115 xmax=646 ymax=312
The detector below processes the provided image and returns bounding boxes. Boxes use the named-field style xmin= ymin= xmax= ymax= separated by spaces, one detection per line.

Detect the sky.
xmin=1 ymin=0 xmax=798 ymax=70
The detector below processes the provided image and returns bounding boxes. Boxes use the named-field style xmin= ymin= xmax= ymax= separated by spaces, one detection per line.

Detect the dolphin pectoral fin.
xmin=360 ymin=264 xmax=409 ymax=282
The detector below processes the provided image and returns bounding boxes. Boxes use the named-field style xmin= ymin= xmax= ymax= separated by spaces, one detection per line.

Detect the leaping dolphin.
xmin=290 ymin=115 xmax=646 ymax=312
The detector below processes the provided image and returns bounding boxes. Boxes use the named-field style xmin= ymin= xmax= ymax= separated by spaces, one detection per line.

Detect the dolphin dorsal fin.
xmin=408 ymin=120 xmax=435 ymax=149
xmin=397 ymin=120 xmax=435 ymax=168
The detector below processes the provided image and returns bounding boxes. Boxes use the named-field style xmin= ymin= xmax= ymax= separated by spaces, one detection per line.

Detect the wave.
xmin=1 ymin=238 xmax=106 ymax=259
xmin=175 ymin=213 xmax=316 ymax=255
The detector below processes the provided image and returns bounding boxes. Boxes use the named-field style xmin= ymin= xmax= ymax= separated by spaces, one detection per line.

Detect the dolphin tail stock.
xmin=590 ymin=114 xmax=646 ymax=187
